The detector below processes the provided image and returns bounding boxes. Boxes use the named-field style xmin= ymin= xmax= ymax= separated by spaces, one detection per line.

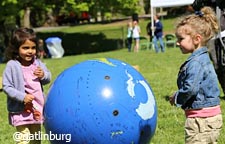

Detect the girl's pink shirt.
xmin=185 ymin=105 xmax=221 ymax=118
xmin=9 ymin=63 xmax=44 ymax=126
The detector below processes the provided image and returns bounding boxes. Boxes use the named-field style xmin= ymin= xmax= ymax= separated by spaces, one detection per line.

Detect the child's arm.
xmin=2 ymin=61 xmax=26 ymax=102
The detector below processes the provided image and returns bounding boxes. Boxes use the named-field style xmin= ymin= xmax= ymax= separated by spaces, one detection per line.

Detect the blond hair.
xmin=127 ymin=22 xmax=132 ymax=27
xmin=176 ymin=6 xmax=218 ymax=46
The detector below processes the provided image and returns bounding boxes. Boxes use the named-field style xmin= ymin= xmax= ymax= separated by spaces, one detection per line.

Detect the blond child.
xmin=169 ymin=7 xmax=222 ymax=144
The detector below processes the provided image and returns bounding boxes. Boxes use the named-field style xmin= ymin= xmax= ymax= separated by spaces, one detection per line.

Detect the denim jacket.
xmin=176 ymin=47 xmax=220 ymax=110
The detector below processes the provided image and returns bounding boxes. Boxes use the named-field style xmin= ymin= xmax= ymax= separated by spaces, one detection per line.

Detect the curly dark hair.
xmin=4 ymin=27 xmax=40 ymax=61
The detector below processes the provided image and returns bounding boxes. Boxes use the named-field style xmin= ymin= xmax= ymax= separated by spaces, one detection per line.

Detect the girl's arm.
xmin=176 ymin=61 xmax=202 ymax=106
xmin=2 ymin=61 xmax=26 ymax=102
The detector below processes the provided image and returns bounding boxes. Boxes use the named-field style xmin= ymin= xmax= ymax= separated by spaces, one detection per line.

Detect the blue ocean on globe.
xmin=44 ymin=58 xmax=157 ymax=144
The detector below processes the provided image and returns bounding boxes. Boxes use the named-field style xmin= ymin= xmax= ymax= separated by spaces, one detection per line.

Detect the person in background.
xmin=132 ymin=20 xmax=141 ymax=52
xmin=153 ymin=14 xmax=165 ymax=53
xmin=2 ymin=27 xmax=51 ymax=144
xmin=169 ymin=7 xmax=222 ymax=144
xmin=146 ymin=20 xmax=152 ymax=43
xmin=192 ymin=0 xmax=225 ymax=96
xmin=126 ymin=21 xmax=133 ymax=52
xmin=37 ymin=38 xmax=46 ymax=59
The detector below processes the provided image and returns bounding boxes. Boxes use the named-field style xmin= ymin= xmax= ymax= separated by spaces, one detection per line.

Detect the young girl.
xmin=2 ymin=27 xmax=51 ymax=144
xmin=132 ymin=20 xmax=141 ymax=52
xmin=169 ymin=7 xmax=222 ymax=144
xmin=127 ymin=21 xmax=133 ymax=52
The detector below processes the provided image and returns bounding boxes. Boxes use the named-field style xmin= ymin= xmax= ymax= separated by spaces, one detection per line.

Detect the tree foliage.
xmin=1 ymin=0 xmax=145 ymax=28
xmin=0 ymin=0 xmax=147 ymax=60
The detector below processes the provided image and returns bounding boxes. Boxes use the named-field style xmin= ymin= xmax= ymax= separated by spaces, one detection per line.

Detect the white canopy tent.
xmin=151 ymin=0 xmax=195 ymax=8
xmin=150 ymin=0 xmax=195 ymax=36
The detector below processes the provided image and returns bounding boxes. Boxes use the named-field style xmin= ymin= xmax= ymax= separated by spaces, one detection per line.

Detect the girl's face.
xmin=176 ymin=28 xmax=196 ymax=54
xmin=176 ymin=33 xmax=195 ymax=54
xmin=176 ymin=25 xmax=202 ymax=54
xmin=18 ymin=39 xmax=36 ymax=65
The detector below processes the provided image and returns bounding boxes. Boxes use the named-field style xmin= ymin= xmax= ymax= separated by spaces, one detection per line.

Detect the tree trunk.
xmin=139 ymin=0 xmax=145 ymax=14
xmin=23 ymin=7 xmax=31 ymax=28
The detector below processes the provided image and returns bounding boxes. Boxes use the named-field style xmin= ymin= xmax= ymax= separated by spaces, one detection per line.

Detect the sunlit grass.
xmin=1 ymin=48 xmax=225 ymax=144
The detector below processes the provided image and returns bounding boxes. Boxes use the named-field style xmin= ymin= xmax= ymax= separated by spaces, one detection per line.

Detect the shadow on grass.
xmin=37 ymin=32 xmax=123 ymax=57
xmin=164 ymin=95 xmax=170 ymax=102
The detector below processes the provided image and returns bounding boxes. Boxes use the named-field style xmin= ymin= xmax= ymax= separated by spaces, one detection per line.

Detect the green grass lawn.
xmin=1 ymin=48 xmax=225 ymax=144
xmin=1 ymin=17 xmax=225 ymax=143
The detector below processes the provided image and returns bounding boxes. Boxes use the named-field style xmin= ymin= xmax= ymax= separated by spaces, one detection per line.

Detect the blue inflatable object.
xmin=44 ymin=58 xmax=157 ymax=144
xmin=45 ymin=37 xmax=64 ymax=58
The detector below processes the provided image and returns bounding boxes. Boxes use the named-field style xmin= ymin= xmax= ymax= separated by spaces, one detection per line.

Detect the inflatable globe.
xmin=44 ymin=58 xmax=157 ymax=144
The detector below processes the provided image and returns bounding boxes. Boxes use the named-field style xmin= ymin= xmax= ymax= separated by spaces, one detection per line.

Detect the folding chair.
xmin=164 ymin=34 xmax=177 ymax=48
xmin=139 ymin=36 xmax=154 ymax=50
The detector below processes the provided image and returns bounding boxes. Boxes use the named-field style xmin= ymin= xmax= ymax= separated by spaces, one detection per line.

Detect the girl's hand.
xmin=169 ymin=96 xmax=175 ymax=106
xmin=34 ymin=66 xmax=44 ymax=79
xmin=24 ymin=103 xmax=33 ymax=113
xmin=24 ymin=94 xmax=34 ymax=105
xmin=33 ymin=110 xmax=41 ymax=121
xmin=169 ymin=92 xmax=176 ymax=106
